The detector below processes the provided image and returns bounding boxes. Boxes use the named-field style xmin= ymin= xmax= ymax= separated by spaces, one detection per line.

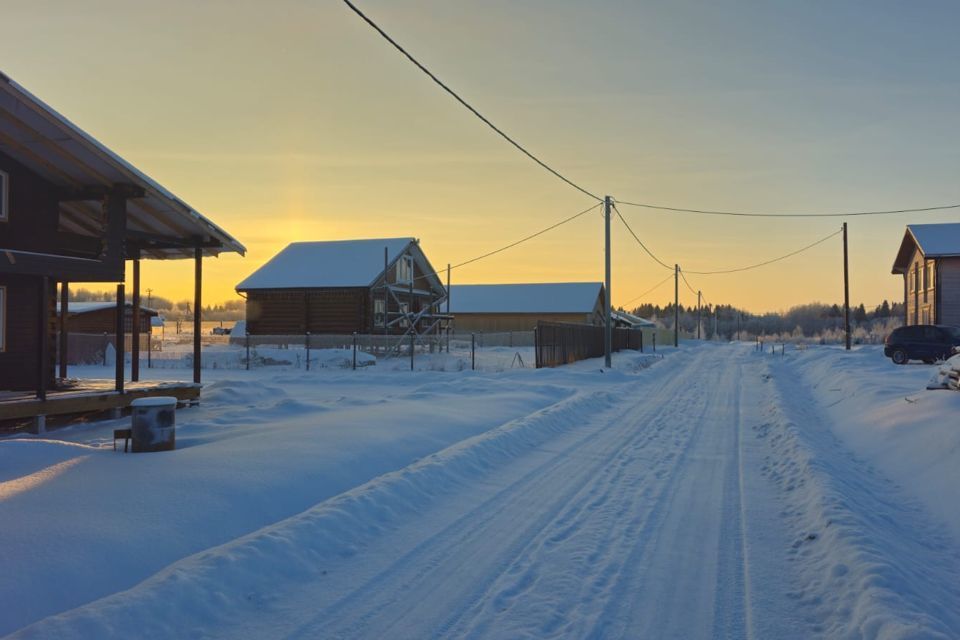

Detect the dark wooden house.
xmin=236 ymin=238 xmax=447 ymax=335
xmin=0 ymin=70 xmax=244 ymax=406
xmin=57 ymin=301 xmax=158 ymax=335
xmin=892 ymin=224 xmax=960 ymax=326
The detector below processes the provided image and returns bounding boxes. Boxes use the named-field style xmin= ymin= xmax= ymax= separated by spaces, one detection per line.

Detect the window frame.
xmin=395 ymin=255 xmax=414 ymax=285
xmin=0 ymin=169 xmax=8 ymax=222
xmin=374 ymin=297 xmax=385 ymax=327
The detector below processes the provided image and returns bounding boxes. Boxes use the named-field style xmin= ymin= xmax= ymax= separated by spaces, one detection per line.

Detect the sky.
xmin=2 ymin=0 xmax=959 ymax=312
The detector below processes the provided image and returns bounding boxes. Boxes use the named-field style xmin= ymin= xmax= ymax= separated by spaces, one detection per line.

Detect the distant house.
xmin=57 ymin=301 xmax=158 ymax=335
xmin=611 ymin=309 xmax=657 ymax=330
xmin=236 ymin=238 xmax=447 ymax=335
xmin=449 ymin=282 xmax=606 ymax=333
xmin=892 ymin=224 xmax=960 ymax=326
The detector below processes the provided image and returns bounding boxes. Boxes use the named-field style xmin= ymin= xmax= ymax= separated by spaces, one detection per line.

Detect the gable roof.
xmin=0 ymin=70 xmax=244 ymax=259
xmin=236 ymin=238 xmax=435 ymax=290
xmin=450 ymin=283 xmax=604 ymax=314
xmin=892 ymin=223 xmax=960 ymax=273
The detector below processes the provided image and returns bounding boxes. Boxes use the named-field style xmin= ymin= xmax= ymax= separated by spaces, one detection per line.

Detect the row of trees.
xmin=627 ymin=300 xmax=906 ymax=344
xmin=68 ymin=288 xmax=245 ymax=323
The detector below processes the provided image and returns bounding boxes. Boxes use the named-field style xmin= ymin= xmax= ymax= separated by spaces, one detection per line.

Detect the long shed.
xmin=449 ymin=282 xmax=606 ymax=333
xmin=236 ymin=238 xmax=447 ymax=336
xmin=892 ymin=224 xmax=960 ymax=326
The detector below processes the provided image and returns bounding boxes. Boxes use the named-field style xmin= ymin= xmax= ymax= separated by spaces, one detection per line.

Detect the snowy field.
xmin=1 ymin=343 xmax=959 ymax=638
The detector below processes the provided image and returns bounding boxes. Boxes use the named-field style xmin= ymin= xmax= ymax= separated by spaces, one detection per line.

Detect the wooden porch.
xmin=0 ymin=379 xmax=200 ymax=425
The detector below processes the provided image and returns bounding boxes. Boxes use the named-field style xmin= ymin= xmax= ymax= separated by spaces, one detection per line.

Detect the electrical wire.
xmin=683 ymin=227 xmax=843 ymax=275
xmin=614 ymin=199 xmax=960 ymax=218
xmin=679 ymin=269 xmax=698 ymax=296
xmin=620 ymin=273 xmax=674 ymax=307
xmin=341 ymin=0 xmax=602 ymax=203
xmin=412 ymin=202 xmax=603 ymax=284
xmin=612 ymin=204 xmax=673 ymax=271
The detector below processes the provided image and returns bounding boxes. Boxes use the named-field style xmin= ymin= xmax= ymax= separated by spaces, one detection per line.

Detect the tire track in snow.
xmin=280 ymin=350 xmax=714 ymax=639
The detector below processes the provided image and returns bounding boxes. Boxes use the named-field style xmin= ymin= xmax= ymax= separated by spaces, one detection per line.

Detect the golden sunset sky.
xmin=3 ymin=1 xmax=959 ymax=312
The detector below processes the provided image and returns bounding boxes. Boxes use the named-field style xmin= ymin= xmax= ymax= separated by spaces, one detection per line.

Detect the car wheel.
xmin=891 ymin=349 xmax=908 ymax=365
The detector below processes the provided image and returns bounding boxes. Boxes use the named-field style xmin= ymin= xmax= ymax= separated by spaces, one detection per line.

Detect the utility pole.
xmin=697 ymin=290 xmax=702 ymax=340
xmin=674 ymin=264 xmax=679 ymax=348
xmin=843 ymin=222 xmax=851 ymax=351
xmin=604 ymin=195 xmax=612 ymax=368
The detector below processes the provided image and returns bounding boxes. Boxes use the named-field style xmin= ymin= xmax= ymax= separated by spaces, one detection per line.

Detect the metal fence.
xmin=534 ymin=321 xmax=648 ymax=368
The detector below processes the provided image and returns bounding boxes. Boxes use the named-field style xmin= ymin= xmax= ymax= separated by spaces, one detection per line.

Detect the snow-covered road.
xmin=4 ymin=344 xmax=960 ymax=639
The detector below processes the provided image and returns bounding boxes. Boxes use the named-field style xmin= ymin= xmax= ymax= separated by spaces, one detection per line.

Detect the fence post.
xmin=305 ymin=332 xmax=311 ymax=371
xmin=102 ymin=332 xmax=108 ymax=367
xmin=147 ymin=331 xmax=152 ymax=369
xmin=653 ymin=332 xmax=656 ymax=352
xmin=410 ymin=333 xmax=415 ymax=371
xmin=353 ymin=332 xmax=358 ymax=370
xmin=245 ymin=332 xmax=251 ymax=370
xmin=471 ymin=333 xmax=476 ymax=371
xmin=640 ymin=330 xmax=644 ymax=353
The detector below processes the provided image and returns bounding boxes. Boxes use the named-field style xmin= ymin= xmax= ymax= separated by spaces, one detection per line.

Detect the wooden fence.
xmin=534 ymin=321 xmax=646 ymax=368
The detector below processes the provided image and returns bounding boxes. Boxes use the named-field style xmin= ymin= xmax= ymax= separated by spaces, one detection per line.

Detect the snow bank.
xmin=7 ymin=390 xmax=619 ymax=639
xmin=784 ymin=346 xmax=960 ymax=540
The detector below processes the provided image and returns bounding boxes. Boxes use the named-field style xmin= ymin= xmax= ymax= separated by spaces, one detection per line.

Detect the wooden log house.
xmin=0 ymin=70 xmax=244 ymax=417
xmin=236 ymin=238 xmax=447 ymax=336
xmin=892 ymin=224 xmax=960 ymax=326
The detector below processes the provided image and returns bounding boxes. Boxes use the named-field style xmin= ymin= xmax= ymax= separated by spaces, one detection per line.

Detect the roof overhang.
xmin=0 ymin=71 xmax=245 ymax=260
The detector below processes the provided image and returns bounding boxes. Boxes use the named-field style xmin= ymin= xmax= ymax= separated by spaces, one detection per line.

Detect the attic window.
xmin=0 ymin=170 xmax=8 ymax=222
xmin=396 ymin=255 xmax=414 ymax=284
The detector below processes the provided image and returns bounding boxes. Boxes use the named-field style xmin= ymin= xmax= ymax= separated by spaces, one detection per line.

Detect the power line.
xmin=612 ymin=204 xmax=673 ymax=271
xmin=683 ymin=227 xmax=843 ymax=275
xmin=621 ymin=273 xmax=674 ymax=307
xmin=414 ymin=202 xmax=603 ymax=284
xmin=679 ymin=269 xmax=698 ymax=296
xmin=341 ymin=0 xmax=602 ymax=203
xmin=614 ymin=199 xmax=960 ymax=218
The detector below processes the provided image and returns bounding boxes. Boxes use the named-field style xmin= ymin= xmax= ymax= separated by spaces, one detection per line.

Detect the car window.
xmin=923 ymin=326 xmax=942 ymax=341
xmin=899 ymin=326 xmax=920 ymax=340
xmin=941 ymin=326 xmax=960 ymax=341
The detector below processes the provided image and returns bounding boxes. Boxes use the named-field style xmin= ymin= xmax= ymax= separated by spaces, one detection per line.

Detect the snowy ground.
xmin=1 ymin=343 xmax=959 ymax=639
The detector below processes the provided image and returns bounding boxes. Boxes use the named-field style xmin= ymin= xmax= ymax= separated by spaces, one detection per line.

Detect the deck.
xmin=0 ymin=380 xmax=201 ymax=423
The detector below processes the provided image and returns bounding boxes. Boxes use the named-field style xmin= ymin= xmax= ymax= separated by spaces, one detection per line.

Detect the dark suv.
xmin=884 ymin=325 xmax=960 ymax=364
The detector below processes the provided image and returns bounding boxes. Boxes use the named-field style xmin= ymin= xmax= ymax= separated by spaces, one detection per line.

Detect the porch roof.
xmin=0 ymin=70 xmax=244 ymax=260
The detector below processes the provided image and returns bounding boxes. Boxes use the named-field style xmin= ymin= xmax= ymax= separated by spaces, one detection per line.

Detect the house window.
xmin=0 ymin=170 xmax=8 ymax=222
xmin=395 ymin=255 xmax=414 ymax=284
xmin=399 ymin=302 xmax=410 ymax=327
xmin=926 ymin=263 xmax=935 ymax=291
xmin=374 ymin=298 xmax=385 ymax=327
xmin=0 ymin=286 xmax=6 ymax=352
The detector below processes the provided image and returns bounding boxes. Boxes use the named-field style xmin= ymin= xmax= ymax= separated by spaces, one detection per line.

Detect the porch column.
xmin=37 ymin=277 xmax=50 ymax=400
xmin=194 ymin=244 xmax=202 ymax=385
xmin=115 ymin=284 xmax=125 ymax=393
xmin=131 ymin=253 xmax=141 ymax=382
xmin=59 ymin=281 xmax=69 ymax=380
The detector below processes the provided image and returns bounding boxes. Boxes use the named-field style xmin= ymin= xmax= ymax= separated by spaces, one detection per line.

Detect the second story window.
xmin=395 ymin=255 xmax=414 ymax=284
xmin=0 ymin=170 xmax=8 ymax=222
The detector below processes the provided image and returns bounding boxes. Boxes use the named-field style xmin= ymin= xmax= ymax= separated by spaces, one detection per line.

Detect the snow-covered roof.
xmin=56 ymin=301 xmax=159 ymax=315
xmin=611 ymin=310 xmax=657 ymax=328
xmin=892 ymin=223 xmax=960 ymax=273
xmin=236 ymin=238 xmax=417 ymax=290
xmin=450 ymin=283 xmax=604 ymax=314
xmin=0 ymin=70 xmax=244 ymax=259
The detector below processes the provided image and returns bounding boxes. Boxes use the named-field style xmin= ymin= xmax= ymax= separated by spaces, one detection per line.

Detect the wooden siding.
xmin=246 ymin=288 xmax=371 ymax=335
xmin=0 ymin=151 xmax=62 ymax=254
xmin=454 ymin=313 xmax=595 ymax=333
xmin=940 ymin=257 xmax=960 ymax=326
xmin=0 ymin=275 xmax=55 ymax=392
xmin=63 ymin=308 xmax=153 ymax=334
